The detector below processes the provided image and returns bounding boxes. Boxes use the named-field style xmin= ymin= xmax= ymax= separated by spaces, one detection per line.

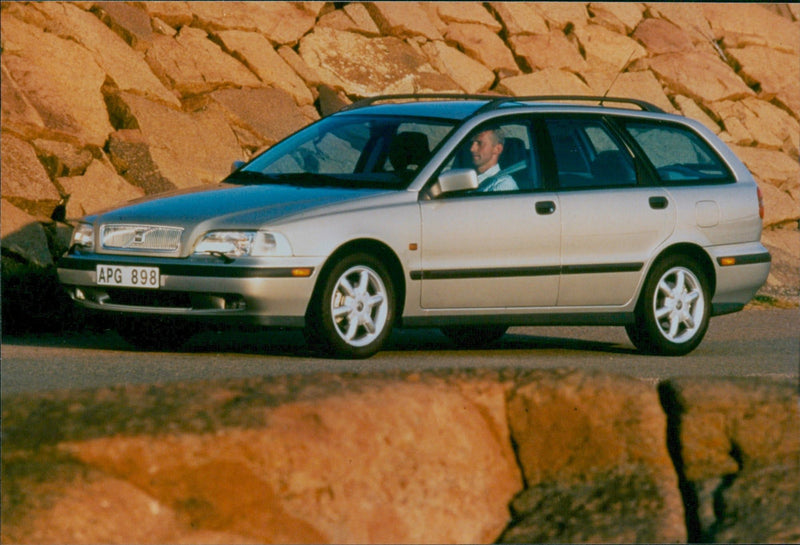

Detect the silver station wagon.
xmin=58 ymin=95 xmax=771 ymax=358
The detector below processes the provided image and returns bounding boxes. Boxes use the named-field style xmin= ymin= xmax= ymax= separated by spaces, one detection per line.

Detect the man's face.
xmin=470 ymin=130 xmax=503 ymax=174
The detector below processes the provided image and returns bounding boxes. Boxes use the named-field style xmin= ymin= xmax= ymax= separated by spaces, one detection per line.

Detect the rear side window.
xmin=545 ymin=118 xmax=637 ymax=189
xmin=623 ymin=121 xmax=734 ymax=184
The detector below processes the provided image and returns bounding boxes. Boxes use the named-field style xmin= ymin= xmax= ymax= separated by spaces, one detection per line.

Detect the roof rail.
xmin=474 ymin=95 xmax=665 ymax=114
xmin=340 ymin=93 xmax=503 ymax=112
xmin=340 ymin=93 xmax=665 ymax=114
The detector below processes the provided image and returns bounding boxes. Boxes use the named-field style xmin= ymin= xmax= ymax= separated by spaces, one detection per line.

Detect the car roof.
xmin=333 ymin=94 xmax=667 ymax=122
xmin=334 ymin=100 xmax=487 ymax=121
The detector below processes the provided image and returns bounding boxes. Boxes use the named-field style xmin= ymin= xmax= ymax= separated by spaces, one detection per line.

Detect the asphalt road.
xmin=2 ymin=308 xmax=797 ymax=395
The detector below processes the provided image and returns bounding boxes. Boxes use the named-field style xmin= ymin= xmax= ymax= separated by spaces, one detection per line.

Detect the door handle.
xmin=649 ymin=196 xmax=668 ymax=210
xmin=535 ymin=201 xmax=556 ymax=215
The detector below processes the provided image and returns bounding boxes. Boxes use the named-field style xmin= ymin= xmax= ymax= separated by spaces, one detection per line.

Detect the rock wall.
xmin=1 ymin=369 xmax=798 ymax=543
xmin=1 ymin=2 xmax=799 ymax=330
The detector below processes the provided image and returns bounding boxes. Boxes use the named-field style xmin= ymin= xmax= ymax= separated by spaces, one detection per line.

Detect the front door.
xmin=418 ymin=192 xmax=561 ymax=309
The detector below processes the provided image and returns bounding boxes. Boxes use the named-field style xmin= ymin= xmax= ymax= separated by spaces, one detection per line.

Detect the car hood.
xmin=89 ymin=183 xmax=395 ymax=228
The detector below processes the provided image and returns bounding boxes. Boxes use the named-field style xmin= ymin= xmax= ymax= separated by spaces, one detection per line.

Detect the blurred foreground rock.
xmin=2 ymin=370 xmax=797 ymax=544
xmin=1 ymin=372 xmax=522 ymax=544
xmin=659 ymin=377 xmax=800 ymax=543
xmin=501 ymin=369 xmax=685 ymax=543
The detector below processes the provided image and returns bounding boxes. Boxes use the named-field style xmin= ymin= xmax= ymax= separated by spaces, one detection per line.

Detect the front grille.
xmin=101 ymin=224 xmax=183 ymax=252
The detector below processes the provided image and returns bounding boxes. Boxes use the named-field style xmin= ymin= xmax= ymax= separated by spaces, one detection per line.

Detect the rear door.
xmin=543 ymin=116 xmax=676 ymax=307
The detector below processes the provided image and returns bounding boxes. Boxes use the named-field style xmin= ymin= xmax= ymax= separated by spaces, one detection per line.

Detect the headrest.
xmin=389 ymin=131 xmax=430 ymax=171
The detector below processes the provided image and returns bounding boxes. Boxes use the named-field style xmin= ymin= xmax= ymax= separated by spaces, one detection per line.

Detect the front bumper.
xmin=57 ymin=254 xmax=321 ymax=327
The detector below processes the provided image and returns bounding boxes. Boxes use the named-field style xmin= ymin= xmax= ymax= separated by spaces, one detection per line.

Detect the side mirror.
xmin=430 ymin=169 xmax=478 ymax=198
xmin=231 ymin=160 xmax=246 ymax=173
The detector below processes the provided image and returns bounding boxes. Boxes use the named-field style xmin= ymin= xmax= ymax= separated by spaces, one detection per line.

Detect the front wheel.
xmin=305 ymin=254 xmax=395 ymax=359
xmin=626 ymin=256 xmax=710 ymax=356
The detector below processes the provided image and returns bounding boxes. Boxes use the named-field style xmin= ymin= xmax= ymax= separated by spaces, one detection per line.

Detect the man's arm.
xmin=478 ymin=173 xmax=518 ymax=192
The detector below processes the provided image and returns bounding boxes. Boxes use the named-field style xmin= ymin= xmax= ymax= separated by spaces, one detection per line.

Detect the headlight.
xmin=71 ymin=222 xmax=94 ymax=251
xmin=193 ymin=231 xmax=292 ymax=258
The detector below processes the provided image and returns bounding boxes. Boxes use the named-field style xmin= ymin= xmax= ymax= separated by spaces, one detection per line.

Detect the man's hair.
xmin=485 ymin=127 xmax=505 ymax=146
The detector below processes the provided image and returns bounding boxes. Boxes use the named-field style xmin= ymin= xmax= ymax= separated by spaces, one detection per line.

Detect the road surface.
xmin=2 ymin=308 xmax=797 ymax=395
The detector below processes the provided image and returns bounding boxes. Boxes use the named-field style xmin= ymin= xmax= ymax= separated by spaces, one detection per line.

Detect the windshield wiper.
xmin=226 ymin=171 xmax=393 ymax=189
xmin=226 ymin=171 xmax=340 ymax=187
xmin=272 ymin=173 xmax=345 ymax=187
xmin=224 ymin=171 xmax=278 ymax=185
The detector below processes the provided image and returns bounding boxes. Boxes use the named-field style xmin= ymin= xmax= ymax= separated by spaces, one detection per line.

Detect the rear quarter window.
xmin=623 ymin=120 xmax=734 ymax=185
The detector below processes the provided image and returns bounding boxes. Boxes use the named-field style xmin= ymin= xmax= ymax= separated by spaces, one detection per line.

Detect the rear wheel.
xmin=626 ymin=256 xmax=710 ymax=356
xmin=305 ymin=254 xmax=395 ymax=359
xmin=441 ymin=325 xmax=507 ymax=348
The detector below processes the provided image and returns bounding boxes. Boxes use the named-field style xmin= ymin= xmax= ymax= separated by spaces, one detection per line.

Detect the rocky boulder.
xmin=2 ymin=370 xmax=796 ymax=543
xmin=501 ymin=369 xmax=685 ymax=543
xmin=1 ymin=9 xmax=113 ymax=146
xmin=1 ymin=199 xmax=54 ymax=268
xmin=299 ymin=28 xmax=458 ymax=96
xmin=1 ymin=133 xmax=61 ymax=219
xmin=1 ymin=1 xmax=798 ymax=326
xmin=17 ymin=2 xmax=180 ymax=108
xmin=659 ymin=376 xmax=800 ymax=542
xmin=214 ymin=29 xmax=315 ymax=106
xmin=1 ymin=372 xmax=523 ymax=544
xmin=56 ymin=158 xmax=144 ymax=219
xmin=445 ymin=23 xmax=519 ymax=79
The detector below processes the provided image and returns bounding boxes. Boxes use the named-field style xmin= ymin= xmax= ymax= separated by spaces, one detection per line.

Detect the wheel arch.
xmin=307 ymin=238 xmax=407 ymax=320
xmin=646 ymin=243 xmax=717 ymax=299
xmin=627 ymin=242 xmax=715 ymax=355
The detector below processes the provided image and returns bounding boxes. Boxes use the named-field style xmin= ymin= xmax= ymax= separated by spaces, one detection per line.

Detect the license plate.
xmin=96 ymin=265 xmax=160 ymax=289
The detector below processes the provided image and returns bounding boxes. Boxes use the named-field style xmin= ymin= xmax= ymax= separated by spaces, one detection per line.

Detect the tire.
xmin=305 ymin=253 xmax=395 ymax=359
xmin=115 ymin=316 xmax=194 ymax=351
xmin=441 ymin=325 xmax=507 ymax=348
xmin=626 ymin=256 xmax=710 ymax=356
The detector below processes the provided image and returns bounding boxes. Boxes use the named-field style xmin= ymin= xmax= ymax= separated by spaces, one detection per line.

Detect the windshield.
xmin=229 ymin=114 xmax=456 ymax=189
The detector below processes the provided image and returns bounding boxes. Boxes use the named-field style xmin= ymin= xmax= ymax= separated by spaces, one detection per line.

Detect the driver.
xmin=470 ymin=128 xmax=517 ymax=192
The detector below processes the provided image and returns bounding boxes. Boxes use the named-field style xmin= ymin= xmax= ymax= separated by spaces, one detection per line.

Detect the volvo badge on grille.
xmin=132 ymin=228 xmax=151 ymax=245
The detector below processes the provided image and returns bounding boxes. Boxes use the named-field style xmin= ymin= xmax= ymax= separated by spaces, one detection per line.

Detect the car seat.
xmin=499 ymin=137 xmax=536 ymax=189
xmin=590 ymin=150 xmax=636 ymax=186
xmin=388 ymin=131 xmax=430 ymax=172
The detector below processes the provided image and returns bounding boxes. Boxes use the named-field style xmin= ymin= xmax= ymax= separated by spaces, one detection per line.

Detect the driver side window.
xmin=441 ymin=120 xmax=540 ymax=194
